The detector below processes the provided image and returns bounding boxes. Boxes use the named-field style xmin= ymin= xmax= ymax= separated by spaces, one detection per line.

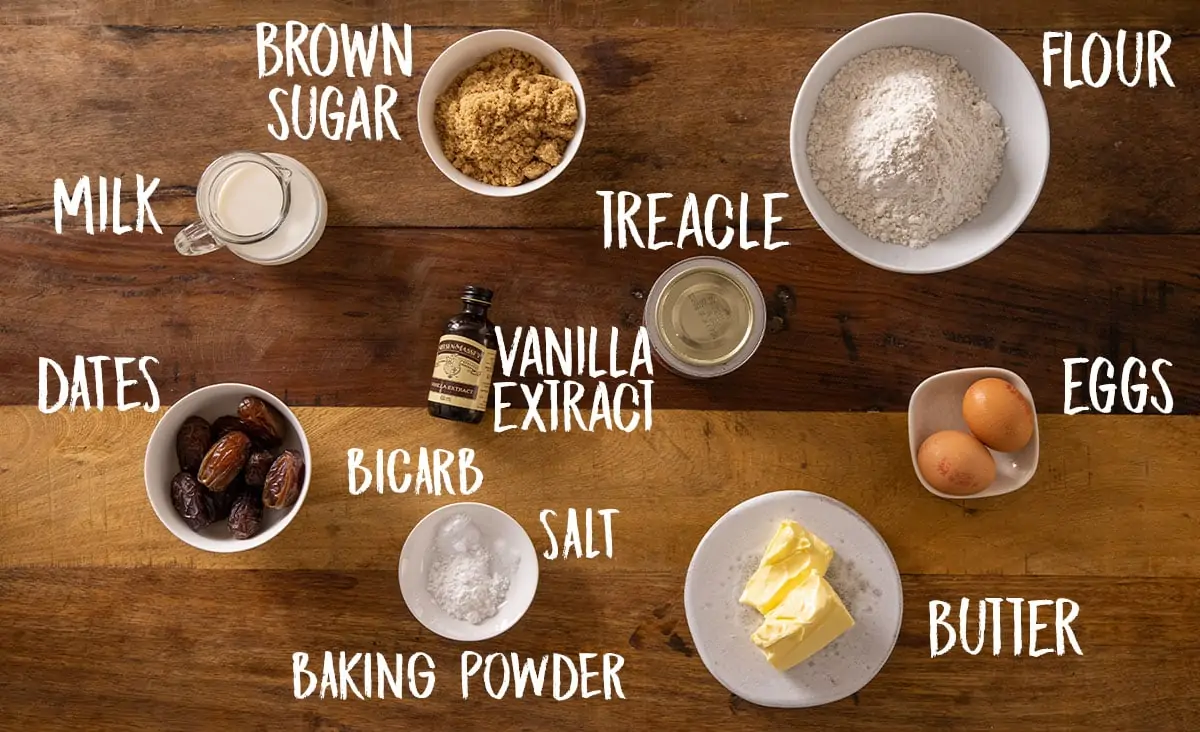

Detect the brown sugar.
xmin=435 ymin=48 xmax=580 ymax=187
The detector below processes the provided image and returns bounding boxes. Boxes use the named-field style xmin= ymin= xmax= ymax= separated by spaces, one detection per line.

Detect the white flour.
xmin=807 ymin=47 xmax=1007 ymax=247
xmin=427 ymin=514 xmax=512 ymax=625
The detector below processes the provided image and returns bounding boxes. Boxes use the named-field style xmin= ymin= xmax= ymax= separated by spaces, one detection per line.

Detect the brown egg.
xmin=962 ymin=378 xmax=1034 ymax=452
xmin=917 ymin=430 xmax=996 ymax=496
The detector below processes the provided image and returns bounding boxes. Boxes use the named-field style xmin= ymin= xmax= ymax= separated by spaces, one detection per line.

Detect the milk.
xmin=215 ymin=154 xmax=327 ymax=265
xmin=216 ymin=162 xmax=285 ymax=237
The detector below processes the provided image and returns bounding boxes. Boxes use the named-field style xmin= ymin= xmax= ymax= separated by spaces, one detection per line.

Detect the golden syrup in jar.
xmin=645 ymin=257 xmax=766 ymax=378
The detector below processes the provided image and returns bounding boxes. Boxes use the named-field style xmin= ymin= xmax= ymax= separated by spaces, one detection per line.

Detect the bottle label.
xmin=428 ymin=335 xmax=496 ymax=412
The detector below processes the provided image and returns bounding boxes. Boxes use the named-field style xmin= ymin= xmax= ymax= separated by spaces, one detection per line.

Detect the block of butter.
xmin=739 ymin=520 xmax=833 ymax=614
xmin=751 ymin=570 xmax=855 ymax=671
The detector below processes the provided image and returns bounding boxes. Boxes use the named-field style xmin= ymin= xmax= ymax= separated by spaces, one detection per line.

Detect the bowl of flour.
xmin=399 ymin=503 xmax=539 ymax=641
xmin=791 ymin=13 xmax=1049 ymax=273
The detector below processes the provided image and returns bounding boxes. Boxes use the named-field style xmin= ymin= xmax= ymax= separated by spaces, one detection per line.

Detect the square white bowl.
xmin=908 ymin=367 xmax=1040 ymax=499
xmin=790 ymin=13 xmax=1050 ymax=273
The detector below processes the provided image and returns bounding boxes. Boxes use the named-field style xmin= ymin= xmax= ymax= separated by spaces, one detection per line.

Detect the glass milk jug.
xmin=174 ymin=151 xmax=327 ymax=265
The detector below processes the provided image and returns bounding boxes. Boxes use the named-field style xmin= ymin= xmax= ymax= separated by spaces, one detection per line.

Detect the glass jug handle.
xmin=174 ymin=221 xmax=223 ymax=256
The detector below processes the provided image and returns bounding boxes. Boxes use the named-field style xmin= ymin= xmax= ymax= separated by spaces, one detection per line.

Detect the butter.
xmin=751 ymin=571 xmax=855 ymax=671
xmin=739 ymin=520 xmax=833 ymax=614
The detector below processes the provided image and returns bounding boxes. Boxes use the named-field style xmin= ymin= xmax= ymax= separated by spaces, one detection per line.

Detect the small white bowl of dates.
xmin=144 ymin=383 xmax=311 ymax=552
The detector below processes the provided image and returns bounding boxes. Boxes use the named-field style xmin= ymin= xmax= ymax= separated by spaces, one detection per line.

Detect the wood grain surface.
xmin=4 ymin=0 xmax=1198 ymax=30
xmin=1 ymin=0 xmax=1197 ymax=729
xmin=0 ymin=26 xmax=1196 ymax=231
xmin=2 ymin=568 xmax=1196 ymax=731
xmin=1 ymin=226 xmax=1194 ymax=411
xmin=0 ymin=407 xmax=1193 ymax=577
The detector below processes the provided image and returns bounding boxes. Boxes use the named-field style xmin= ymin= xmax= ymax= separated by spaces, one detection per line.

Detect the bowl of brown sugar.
xmin=418 ymin=30 xmax=586 ymax=196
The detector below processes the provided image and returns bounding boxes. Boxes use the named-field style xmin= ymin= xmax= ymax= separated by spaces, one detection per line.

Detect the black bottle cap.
xmin=462 ymin=285 xmax=494 ymax=304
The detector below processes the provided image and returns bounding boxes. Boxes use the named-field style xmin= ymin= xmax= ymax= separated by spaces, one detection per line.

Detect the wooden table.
xmin=2 ymin=1 xmax=1199 ymax=729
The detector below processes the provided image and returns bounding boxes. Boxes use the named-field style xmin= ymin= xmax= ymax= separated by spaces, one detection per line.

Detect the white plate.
xmin=399 ymin=502 xmax=539 ymax=642
xmin=684 ymin=491 xmax=902 ymax=708
xmin=908 ymin=367 xmax=1040 ymax=499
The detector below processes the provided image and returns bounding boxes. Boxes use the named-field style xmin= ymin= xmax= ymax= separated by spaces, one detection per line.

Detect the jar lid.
xmin=462 ymin=285 xmax=494 ymax=304
xmin=644 ymin=257 xmax=767 ymax=378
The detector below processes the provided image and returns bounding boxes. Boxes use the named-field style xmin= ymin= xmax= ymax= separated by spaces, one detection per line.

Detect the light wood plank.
xmin=1 ymin=407 xmax=1195 ymax=577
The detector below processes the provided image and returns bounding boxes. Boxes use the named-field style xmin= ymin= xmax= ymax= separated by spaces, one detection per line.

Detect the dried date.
xmin=170 ymin=472 xmax=214 ymax=531
xmin=197 ymin=431 xmax=251 ymax=492
xmin=211 ymin=415 xmax=250 ymax=442
xmin=211 ymin=477 xmax=245 ymax=520
xmin=228 ymin=492 xmax=263 ymax=540
xmin=263 ymin=449 xmax=304 ymax=509
xmin=243 ymin=450 xmax=275 ymax=487
xmin=238 ymin=396 xmax=288 ymax=447
xmin=175 ymin=416 xmax=212 ymax=473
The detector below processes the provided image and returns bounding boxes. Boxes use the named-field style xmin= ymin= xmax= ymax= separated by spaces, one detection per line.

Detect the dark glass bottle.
xmin=428 ymin=286 xmax=498 ymax=424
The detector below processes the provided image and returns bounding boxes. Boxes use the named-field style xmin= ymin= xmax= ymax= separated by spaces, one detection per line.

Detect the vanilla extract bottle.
xmin=428 ymin=286 xmax=498 ymax=424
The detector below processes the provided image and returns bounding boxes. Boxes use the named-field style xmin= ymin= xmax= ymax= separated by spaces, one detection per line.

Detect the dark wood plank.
xmin=0 ymin=26 xmax=1196 ymax=231
xmin=1 ymin=225 xmax=1195 ymax=412
xmin=0 ymin=569 xmax=1195 ymax=730
xmin=3 ymin=0 xmax=1197 ymax=31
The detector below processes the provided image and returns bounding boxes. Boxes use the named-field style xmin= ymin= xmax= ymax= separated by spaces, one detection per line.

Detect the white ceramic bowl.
xmin=145 ymin=383 xmax=311 ymax=552
xmin=908 ymin=367 xmax=1040 ymax=499
xmin=399 ymin=502 xmax=539 ymax=641
xmin=790 ymin=13 xmax=1050 ymax=273
xmin=417 ymin=29 xmax=586 ymax=197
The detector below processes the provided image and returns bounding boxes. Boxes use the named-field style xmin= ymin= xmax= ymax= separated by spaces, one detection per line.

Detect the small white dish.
xmin=908 ymin=367 xmax=1040 ymax=499
xmin=790 ymin=13 xmax=1050 ymax=273
xmin=144 ymin=383 xmax=311 ymax=552
xmin=399 ymin=502 xmax=539 ymax=642
xmin=417 ymin=29 xmax=586 ymax=197
xmin=643 ymin=256 xmax=767 ymax=379
xmin=684 ymin=491 xmax=903 ymax=708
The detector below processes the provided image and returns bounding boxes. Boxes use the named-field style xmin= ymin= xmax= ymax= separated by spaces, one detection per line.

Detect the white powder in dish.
xmin=427 ymin=513 xmax=512 ymax=625
xmin=807 ymin=46 xmax=1007 ymax=247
